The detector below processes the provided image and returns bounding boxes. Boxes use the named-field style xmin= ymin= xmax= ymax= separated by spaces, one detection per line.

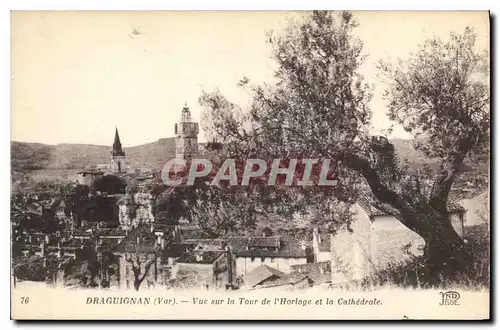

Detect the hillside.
xmin=11 ymin=138 xmax=489 ymax=197
xmin=11 ymin=138 xmax=178 ymax=172
xmin=11 ymin=138 xmax=428 ymax=172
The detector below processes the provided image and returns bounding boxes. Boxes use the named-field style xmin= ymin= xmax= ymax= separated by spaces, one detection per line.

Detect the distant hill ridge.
xmin=11 ymin=137 xmax=489 ymax=200
xmin=11 ymin=138 xmax=420 ymax=172
xmin=11 ymin=137 xmax=488 ymax=176
xmin=12 ymin=138 xmax=176 ymax=172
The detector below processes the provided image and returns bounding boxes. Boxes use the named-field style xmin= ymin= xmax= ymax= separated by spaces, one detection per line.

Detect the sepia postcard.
xmin=10 ymin=10 xmax=491 ymax=320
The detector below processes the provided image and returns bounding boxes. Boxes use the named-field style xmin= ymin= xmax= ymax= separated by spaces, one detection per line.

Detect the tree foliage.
xmin=196 ymin=11 xmax=489 ymax=281
xmin=379 ymin=27 xmax=489 ymax=160
xmin=94 ymin=175 xmax=127 ymax=195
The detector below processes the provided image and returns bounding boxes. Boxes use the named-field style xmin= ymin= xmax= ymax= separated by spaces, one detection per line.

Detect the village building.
xmin=76 ymin=170 xmax=104 ymax=189
xmin=250 ymin=270 xmax=313 ymax=291
xmin=324 ymin=190 xmax=467 ymax=283
xmin=114 ymin=224 xmax=179 ymax=289
xmin=241 ymin=264 xmax=285 ymax=289
xmin=117 ymin=193 xmax=156 ymax=229
xmin=175 ymin=250 xmax=229 ymax=290
xmin=227 ymin=235 xmax=308 ymax=277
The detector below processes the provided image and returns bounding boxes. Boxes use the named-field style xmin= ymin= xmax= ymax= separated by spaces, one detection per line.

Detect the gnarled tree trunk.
xmin=415 ymin=214 xmax=468 ymax=284
xmin=342 ymin=150 xmax=470 ymax=285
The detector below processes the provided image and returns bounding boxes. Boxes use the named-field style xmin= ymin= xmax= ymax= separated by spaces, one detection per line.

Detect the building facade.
xmin=328 ymin=194 xmax=467 ymax=283
xmin=227 ymin=236 xmax=308 ymax=277
xmin=174 ymin=103 xmax=199 ymax=160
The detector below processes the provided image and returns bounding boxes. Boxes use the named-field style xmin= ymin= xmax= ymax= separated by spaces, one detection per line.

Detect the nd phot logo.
xmin=439 ymin=291 xmax=460 ymax=306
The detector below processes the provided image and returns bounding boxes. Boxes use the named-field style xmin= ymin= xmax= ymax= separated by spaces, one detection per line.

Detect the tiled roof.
xmin=183 ymin=239 xmax=226 ymax=250
xmin=226 ymin=237 xmax=248 ymax=254
xmin=242 ymin=264 xmax=285 ymax=288
xmin=115 ymin=226 xmax=158 ymax=253
xmin=290 ymin=261 xmax=331 ymax=284
xmin=257 ymin=271 xmax=309 ymax=288
xmin=162 ymin=243 xmax=196 ymax=259
xmin=248 ymin=236 xmax=280 ymax=248
xmin=227 ymin=236 xmax=307 ymax=258
xmin=176 ymin=250 xmax=224 ymax=264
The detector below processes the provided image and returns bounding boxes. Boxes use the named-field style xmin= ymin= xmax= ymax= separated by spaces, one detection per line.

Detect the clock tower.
xmin=175 ymin=103 xmax=199 ymax=160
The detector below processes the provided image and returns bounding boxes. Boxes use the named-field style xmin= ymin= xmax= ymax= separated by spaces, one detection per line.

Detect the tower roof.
xmin=112 ymin=127 xmax=125 ymax=156
xmin=181 ymin=102 xmax=192 ymax=122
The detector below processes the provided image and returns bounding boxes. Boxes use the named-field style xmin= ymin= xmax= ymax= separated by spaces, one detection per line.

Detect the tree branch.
xmin=339 ymin=151 xmax=422 ymax=232
xmin=138 ymin=260 xmax=153 ymax=284
xmin=429 ymin=138 xmax=472 ymax=213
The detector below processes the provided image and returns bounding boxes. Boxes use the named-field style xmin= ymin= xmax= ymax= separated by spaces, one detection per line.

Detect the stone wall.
xmin=235 ymin=256 xmax=308 ymax=277
xmin=133 ymin=193 xmax=155 ymax=225
xmin=118 ymin=193 xmax=155 ymax=228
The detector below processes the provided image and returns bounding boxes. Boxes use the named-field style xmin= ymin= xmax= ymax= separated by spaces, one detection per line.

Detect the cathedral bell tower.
xmin=110 ymin=127 xmax=126 ymax=173
xmin=175 ymin=103 xmax=199 ymax=160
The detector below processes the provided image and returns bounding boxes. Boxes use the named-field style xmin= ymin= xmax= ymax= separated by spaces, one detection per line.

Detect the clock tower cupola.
xmin=174 ymin=103 xmax=199 ymax=160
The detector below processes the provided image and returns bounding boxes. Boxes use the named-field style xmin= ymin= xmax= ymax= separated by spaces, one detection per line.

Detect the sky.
xmin=11 ymin=11 xmax=489 ymax=147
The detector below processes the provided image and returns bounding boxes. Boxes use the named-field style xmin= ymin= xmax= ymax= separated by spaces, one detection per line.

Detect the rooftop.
xmin=115 ymin=226 xmax=158 ymax=253
xmin=242 ymin=264 xmax=285 ymax=288
xmin=248 ymin=236 xmax=280 ymax=248
xmin=176 ymin=250 xmax=224 ymax=264
xmin=257 ymin=271 xmax=309 ymax=289
xmin=227 ymin=236 xmax=307 ymax=258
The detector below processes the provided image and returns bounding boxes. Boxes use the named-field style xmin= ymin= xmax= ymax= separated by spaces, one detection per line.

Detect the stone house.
xmin=117 ymin=193 xmax=155 ymax=229
xmin=115 ymin=225 xmax=174 ymax=289
xmin=227 ymin=236 xmax=308 ymax=277
xmin=326 ymin=191 xmax=466 ymax=283
xmin=76 ymin=170 xmax=104 ymax=189
xmin=175 ymin=250 xmax=228 ymax=289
